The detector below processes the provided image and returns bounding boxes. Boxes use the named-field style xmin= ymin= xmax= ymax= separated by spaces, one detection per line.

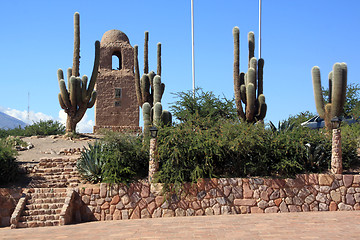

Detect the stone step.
xmin=17 ymin=220 xmax=60 ymax=228
xmin=35 ymin=168 xmax=77 ymax=173
xmin=28 ymin=198 xmax=65 ymax=204
xmin=20 ymin=214 xmax=60 ymax=222
xmin=31 ymin=188 xmax=67 ymax=194
xmin=30 ymin=192 xmax=67 ymax=199
xmin=24 ymin=203 xmax=63 ymax=211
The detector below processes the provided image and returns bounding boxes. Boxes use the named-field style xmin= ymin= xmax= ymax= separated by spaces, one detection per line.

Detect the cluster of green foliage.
xmin=323 ymin=83 xmax=360 ymax=118
xmin=77 ymin=131 xmax=148 ymax=184
xmin=0 ymin=120 xmax=65 ymax=138
xmin=0 ymin=139 xmax=19 ymax=185
xmin=154 ymin=89 xmax=359 ymax=192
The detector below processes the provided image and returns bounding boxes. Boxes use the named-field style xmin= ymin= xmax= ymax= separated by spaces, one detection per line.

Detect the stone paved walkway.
xmin=1 ymin=211 xmax=360 ymax=239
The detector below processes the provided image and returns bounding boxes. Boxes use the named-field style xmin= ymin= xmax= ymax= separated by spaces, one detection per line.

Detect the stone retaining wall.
xmin=77 ymin=174 xmax=360 ymax=221
xmin=0 ymin=188 xmax=23 ymax=227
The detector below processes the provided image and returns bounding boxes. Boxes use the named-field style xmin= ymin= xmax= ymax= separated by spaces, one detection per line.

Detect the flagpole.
xmin=191 ymin=0 xmax=195 ymax=98
xmin=259 ymin=0 xmax=262 ymax=59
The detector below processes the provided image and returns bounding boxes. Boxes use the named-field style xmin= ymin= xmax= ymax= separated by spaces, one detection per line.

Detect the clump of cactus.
xmin=134 ymin=31 xmax=172 ymax=136
xmin=57 ymin=12 xmax=100 ymax=133
xmin=233 ymin=27 xmax=267 ymax=123
xmin=311 ymin=63 xmax=347 ymax=129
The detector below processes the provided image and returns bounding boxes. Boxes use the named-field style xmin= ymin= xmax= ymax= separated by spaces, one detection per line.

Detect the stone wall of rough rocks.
xmin=0 ymin=188 xmax=23 ymax=227
xmin=77 ymin=174 xmax=360 ymax=221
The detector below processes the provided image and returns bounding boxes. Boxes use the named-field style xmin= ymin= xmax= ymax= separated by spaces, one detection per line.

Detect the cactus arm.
xmin=247 ymin=68 xmax=256 ymax=90
xmin=141 ymin=74 xmax=151 ymax=105
xmin=240 ymin=85 xmax=247 ymax=104
xmin=87 ymin=40 xmax=100 ymax=97
xmin=87 ymin=91 xmax=97 ymax=108
xmin=246 ymin=83 xmax=255 ymax=122
xmin=153 ymin=75 xmax=162 ymax=104
xmin=153 ymin=102 xmax=163 ymax=126
xmin=256 ymin=94 xmax=267 ymax=120
xmin=144 ymin=31 xmax=149 ymax=74
xmin=67 ymin=68 xmax=72 ymax=87
xmin=328 ymin=71 xmax=333 ymax=103
xmin=57 ymin=69 xmax=64 ymax=82
xmin=142 ymin=102 xmax=151 ymax=137
xmin=258 ymin=58 xmax=264 ymax=96
xmin=311 ymin=66 xmax=325 ymax=118
xmin=70 ymin=76 xmax=77 ymax=110
xmin=250 ymin=57 xmax=257 ymax=73
xmin=59 ymin=79 xmax=71 ymax=108
xmin=72 ymin=12 xmax=80 ymax=77
xmin=233 ymin=27 xmax=245 ymax=120
xmin=58 ymin=93 xmax=67 ymax=110
xmin=340 ymin=63 xmax=347 ymax=112
xmin=81 ymin=75 xmax=88 ymax=103
xmin=331 ymin=63 xmax=347 ymax=117
xmin=324 ymin=103 xmax=332 ymax=129
xmin=161 ymin=110 xmax=172 ymax=126
xmin=248 ymin=32 xmax=255 ymax=68
xmin=75 ymin=77 xmax=82 ymax=105
xmin=160 ymin=83 xmax=165 ymax=100
xmin=157 ymin=42 xmax=161 ymax=76
xmin=148 ymin=71 xmax=156 ymax=91
xmin=134 ymin=45 xmax=142 ymax=107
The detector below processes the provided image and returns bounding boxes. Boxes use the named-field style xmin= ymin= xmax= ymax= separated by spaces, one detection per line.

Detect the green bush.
xmin=0 ymin=120 xmax=65 ymax=138
xmin=0 ymin=139 xmax=18 ymax=185
xmin=77 ymin=131 xmax=148 ymax=184
xmin=101 ymin=131 xmax=148 ymax=183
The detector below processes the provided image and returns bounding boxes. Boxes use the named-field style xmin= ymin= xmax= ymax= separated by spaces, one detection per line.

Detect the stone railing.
xmin=10 ymin=190 xmax=29 ymax=228
xmin=76 ymin=174 xmax=360 ymax=221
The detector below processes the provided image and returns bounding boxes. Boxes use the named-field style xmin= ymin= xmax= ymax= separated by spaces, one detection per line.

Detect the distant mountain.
xmin=0 ymin=111 xmax=27 ymax=129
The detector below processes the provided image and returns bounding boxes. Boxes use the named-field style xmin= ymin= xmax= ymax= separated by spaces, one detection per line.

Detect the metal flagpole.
xmin=191 ymin=0 xmax=195 ymax=98
xmin=259 ymin=0 xmax=262 ymax=59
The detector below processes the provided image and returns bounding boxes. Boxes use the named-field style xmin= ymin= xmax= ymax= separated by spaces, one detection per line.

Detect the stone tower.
xmin=94 ymin=30 xmax=140 ymax=132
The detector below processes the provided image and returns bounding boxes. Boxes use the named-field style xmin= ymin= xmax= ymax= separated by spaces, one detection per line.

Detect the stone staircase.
xmin=10 ymin=156 xmax=83 ymax=228
xmin=13 ymin=188 xmax=67 ymax=228
xmin=28 ymin=157 xmax=81 ymax=188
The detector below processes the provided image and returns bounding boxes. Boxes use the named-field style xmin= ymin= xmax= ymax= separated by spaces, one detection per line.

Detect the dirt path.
xmin=16 ymin=135 xmax=98 ymax=164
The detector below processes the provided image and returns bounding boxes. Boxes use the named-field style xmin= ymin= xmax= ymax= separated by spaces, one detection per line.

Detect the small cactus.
xmin=233 ymin=26 xmax=267 ymax=123
xmin=57 ymin=12 xmax=100 ymax=133
xmin=142 ymin=102 xmax=172 ymax=137
xmin=311 ymin=63 xmax=347 ymax=129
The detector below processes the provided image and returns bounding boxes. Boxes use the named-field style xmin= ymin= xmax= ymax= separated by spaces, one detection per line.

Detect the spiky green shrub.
xmin=77 ymin=141 xmax=105 ymax=183
xmin=0 ymin=139 xmax=18 ymax=185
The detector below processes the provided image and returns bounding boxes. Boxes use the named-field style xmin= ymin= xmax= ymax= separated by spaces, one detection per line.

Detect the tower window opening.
xmin=112 ymin=51 xmax=122 ymax=70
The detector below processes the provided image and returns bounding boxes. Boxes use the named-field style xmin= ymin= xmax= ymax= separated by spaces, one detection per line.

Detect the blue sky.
xmin=0 ymin=0 xmax=359 ymax=132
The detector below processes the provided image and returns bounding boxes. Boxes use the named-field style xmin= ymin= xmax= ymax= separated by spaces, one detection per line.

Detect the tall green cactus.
xmin=311 ymin=63 xmax=347 ymax=129
xmin=57 ymin=12 xmax=100 ymax=133
xmin=134 ymin=31 xmax=164 ymax=108
xmin=233 ymin=26 xmax=267 ymax=123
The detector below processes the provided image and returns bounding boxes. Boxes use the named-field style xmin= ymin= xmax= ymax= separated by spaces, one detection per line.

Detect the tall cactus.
xmin=57 ymin=12 xmax=100 ymax=133
xmin=311 ymin=63 xmax=347 ymax=129
xmin=134 ymin=31 xmax=164 ymax=108
xmin=233 ymin=26 xmax=267 ymax=123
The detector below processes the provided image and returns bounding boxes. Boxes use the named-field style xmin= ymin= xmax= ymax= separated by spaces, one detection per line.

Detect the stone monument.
xmin=94 ymin=30 xmax=140 ymax=132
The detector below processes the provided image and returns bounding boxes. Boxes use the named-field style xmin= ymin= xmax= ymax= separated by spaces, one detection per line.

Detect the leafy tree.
xmin=170 ymin=88 xmax=238 ymax=125
xmin=323 ymin=83 xmax=360 ymax=118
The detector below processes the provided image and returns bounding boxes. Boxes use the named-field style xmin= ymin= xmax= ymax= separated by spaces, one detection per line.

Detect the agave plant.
xmin=304 ymin=142 xmax=329 ymax=172
xmin=269 ymin=120 xmax=295 ymax=134
xmin=77 ymin=141 xmax=105 ymax=183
